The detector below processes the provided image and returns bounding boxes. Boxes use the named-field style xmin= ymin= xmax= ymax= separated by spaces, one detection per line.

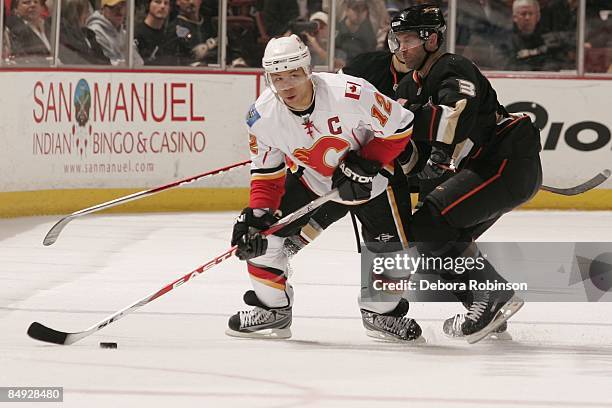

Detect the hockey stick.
xmin=415 ymin=169 xmax=611 ymax=209
xmin=541 ymin=169 xmax=611 ymax=196
xmin=42 ymin=160 xmax=251 ymax=246
xmin=27 ymin=189 xmax=340 ymax=345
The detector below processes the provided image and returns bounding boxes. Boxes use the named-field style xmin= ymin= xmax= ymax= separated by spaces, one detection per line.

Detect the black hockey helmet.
xmin=389 ymin=4 xmax=446 ymax=51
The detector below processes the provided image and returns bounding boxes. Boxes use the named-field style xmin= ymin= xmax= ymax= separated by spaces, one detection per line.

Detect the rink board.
xmin=0 ymin=70 xmax=610 ymax=216
xmin=0 ymin=69 xmax=255 ymax=192
xmin=1 ymin=188 xmax=611 ymax=218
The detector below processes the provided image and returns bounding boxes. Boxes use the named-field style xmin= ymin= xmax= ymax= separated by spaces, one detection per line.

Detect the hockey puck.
xmin=99 ymin=342 xmax=117 ymax=349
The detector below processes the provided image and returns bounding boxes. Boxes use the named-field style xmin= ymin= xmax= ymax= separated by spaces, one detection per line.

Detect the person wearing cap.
xmin=226 ymin=34 xmax=422 ymax=342
xmin=301 ymin=11 xmax=329 ymax=66
xmin=86 ymin=0 xmax=144 ymax=65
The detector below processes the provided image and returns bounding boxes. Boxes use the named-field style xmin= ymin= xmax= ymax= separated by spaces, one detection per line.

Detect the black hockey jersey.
xmin=341 ymin=51 xmax=410 ymax=100
xmin=396 ymin=53 xmax=505 ymax=163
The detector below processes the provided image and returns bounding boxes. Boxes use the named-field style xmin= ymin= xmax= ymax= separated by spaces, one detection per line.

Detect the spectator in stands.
xmin=58 ymin=0 xmax=110 ymax=65
xmin=300 ymin=0 xmax=323 ymax=20
xmin=2 ymin=29 xmax=8 ymax=59
xmin=335 ymin=0 xmax=377 ymax=66
xmin=255 ymin=0 xmax=299 ymax=44
xmin=40 ymin=0 xmax=50 ymax=18
xmin=163 ymin=0 xmax=217 ymax=66
xmin=167 ymin=0 xmax=215 ymax=22
xmin=135 ymin=0 xmax=170 ymax=64
xmin=583 ymin=0 xmax=611 ymax=72
xmin=4 ymin=0 xmax=11 ymax=19
xmin=302 ymin=11 xmax=329 ymax=66
xmin=5 ymin=0 xmax=52 ymax=62
xmin=508 ymin=0 xmax=562 ymax=71
xmin=87 ymin=0 xmax=144 ymax=65
xmin=224 ymin=0 xmax=259 ymax=67
xmin=480 ymin=0 xmax=514 ymax=39
xmin=455 ymin=0 xmax=484 ymax=46
xmin=455 ymin=0 xmax=512 ymax=69
xmin=539 ymin=0 xmax=577 ymax=70
xmin=337 ymin=0 xmax=389 ymax=49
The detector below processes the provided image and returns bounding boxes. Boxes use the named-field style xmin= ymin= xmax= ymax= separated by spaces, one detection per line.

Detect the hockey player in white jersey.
xmin=226 ymin=34 xmax=422 ymax=342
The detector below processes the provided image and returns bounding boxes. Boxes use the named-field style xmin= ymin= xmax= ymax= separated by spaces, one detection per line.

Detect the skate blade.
xmin=225 ymin=327 xmax=292 ymax=339
xmin=365 ymin=330 xmax=427 ymax=344
xmin=444 ymin=329 xmax=513 ymax=341
xmin=486 ymin=331 xmax=513 ymax=341
xmin=465 ymin=296 xmax=524 ymax=344
xmin=446 ymin=330 xmax=513 ymax=341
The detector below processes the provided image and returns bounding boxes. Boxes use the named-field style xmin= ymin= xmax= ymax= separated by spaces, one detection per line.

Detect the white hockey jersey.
xmin=246 ymin=72 xmax=414 ymax=209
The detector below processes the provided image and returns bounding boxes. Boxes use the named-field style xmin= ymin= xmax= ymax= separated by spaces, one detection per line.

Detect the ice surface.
xmin=1 ymin=211 xmax=612 ymax=407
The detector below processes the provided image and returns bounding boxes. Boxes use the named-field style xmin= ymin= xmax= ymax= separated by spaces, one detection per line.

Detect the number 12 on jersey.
xmin=371 ymin=92 xmax=392 ymax=127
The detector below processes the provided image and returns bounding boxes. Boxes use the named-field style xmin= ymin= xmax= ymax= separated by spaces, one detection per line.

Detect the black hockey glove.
xmin=416 ymin=144 xmax=455 ymax=180
xmin=405 ymin=103 xmax=423 ymax=114
xmin=397 ymin=98 xmax=422 ymax=114
xmin=231 ymin=208 xmax=278 ymax=260
xmin=332 ymin=151 xmax=381 ymax=202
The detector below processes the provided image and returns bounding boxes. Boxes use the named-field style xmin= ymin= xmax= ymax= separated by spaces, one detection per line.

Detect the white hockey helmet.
xmin=262 ymin=34 xmax=311 ymax=74
xmin=262 ymin=34 xmax=313 ymax=94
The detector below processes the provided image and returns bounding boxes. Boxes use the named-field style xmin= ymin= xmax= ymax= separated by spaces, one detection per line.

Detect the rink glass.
xmin=0 ymin=0 xmax=609 ymax=74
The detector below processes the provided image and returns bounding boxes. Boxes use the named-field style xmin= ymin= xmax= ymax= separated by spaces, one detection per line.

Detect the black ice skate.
xmin=226 ymin=291 xmax=292 ymax=339
xmin=443 ymin=294 xmax=511 ymax=340
xmin=443 ymin=314 xmax=510 ymax=340
xmin=458 ymin=290 xmax=524 ymax=344
xmin=360 ymin=299 xmax=423 ymax=343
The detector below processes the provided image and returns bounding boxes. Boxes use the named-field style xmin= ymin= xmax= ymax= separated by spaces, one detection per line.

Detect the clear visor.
xmin=396 ymin=33 xmax=426 ymax=50
xmin=389 ymin=30 xmax=426 ymax=53
xmin=267 ymin=69 xmax=310 ymax=92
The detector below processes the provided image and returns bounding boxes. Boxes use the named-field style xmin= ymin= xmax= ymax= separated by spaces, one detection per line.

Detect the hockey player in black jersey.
xmin=341 ymin=48 xmax=410 ymax=99
xmin=392 ymin=4 xmax=543 ymax=343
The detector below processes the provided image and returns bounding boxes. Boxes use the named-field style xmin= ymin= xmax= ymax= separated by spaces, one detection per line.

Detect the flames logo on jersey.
xmin=249 ymin=134 xmax=258 ymax=155
xmin=285 ymin=156 xmax=298 ymax=172
xmin=292 ymin=136 xmax=350 ymax=177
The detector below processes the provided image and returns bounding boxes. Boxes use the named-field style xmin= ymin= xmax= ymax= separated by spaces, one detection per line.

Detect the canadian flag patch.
xmin=344 ymin=81 xmax=362 ymax=100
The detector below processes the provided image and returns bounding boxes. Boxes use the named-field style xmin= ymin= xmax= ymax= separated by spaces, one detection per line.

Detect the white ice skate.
xmin=226 ymin=290 xmax=292 ymax=339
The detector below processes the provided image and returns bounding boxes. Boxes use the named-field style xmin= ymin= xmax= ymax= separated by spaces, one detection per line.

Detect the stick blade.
xmin=43 ymin=217 xmax=72 ymax=246
xmin=588 ymin=169 xmax=612 ymax=190
xmin=571 ymin=169 xmax=612 ymax=194
xmin=542 ymin=169 xmax=611 ymax=196
xmin=27 ymin=322 xmax=69 ymax=345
